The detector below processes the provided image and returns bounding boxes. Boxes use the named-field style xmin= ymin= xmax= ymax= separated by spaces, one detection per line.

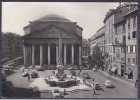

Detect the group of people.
xmin=82 ymin=76 xmax=96 ymax=95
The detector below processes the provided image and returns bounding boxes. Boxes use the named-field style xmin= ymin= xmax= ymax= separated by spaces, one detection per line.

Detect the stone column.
xmin=26 ymin=46 xmax=29 ymax=67
xmin=48 ymin=43 xmax=50 ymax=66
xmin=56 ymin=43 xmax=59 ymax=64
xmin=71 ymin=44 xmax=74 ymax=65
xmin=23 ymin=44 xmax=27 ymax=68
xmin=79 ymin=45 xmax=82 ymax=65
xmin=32 ymin=44 xmax=35 ymax=68
xmin=40 ymin=44 xmax=43 ymax=68
xmin=30 ymin=46 xmax=32 ymax=66
xmin=64 ymin=43 xmax=67 ymax=65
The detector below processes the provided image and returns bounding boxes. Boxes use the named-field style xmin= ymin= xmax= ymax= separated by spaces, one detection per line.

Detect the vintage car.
xmin=22 ymin=72 xmax=29 ymax=77
xmin=105 ymin=80 xmax=112 ymax=88
xmin=31 ymin=72 xmax=38 ymax=78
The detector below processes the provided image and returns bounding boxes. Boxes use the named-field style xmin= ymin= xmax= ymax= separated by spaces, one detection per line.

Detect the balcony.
xmin=113 ymin=40 xmax=125 ymax=46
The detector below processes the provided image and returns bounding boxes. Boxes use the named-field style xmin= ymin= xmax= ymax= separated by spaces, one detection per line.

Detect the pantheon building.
xmin=22 ymin=14 xmax=83 ymax=68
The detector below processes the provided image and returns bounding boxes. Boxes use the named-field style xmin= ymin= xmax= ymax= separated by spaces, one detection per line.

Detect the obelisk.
xmin=56 ymin=32 xmax=64 ymax=70
xmin=58 ymin=33 xmax=63 ymax=65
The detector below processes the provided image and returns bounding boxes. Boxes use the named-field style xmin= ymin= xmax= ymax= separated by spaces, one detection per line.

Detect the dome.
xmin=37 ymin=14 xmax=71 ymax=22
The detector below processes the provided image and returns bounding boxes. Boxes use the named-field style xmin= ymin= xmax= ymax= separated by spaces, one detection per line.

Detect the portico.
xmin=23 ymin=42 xmax=82 ymax=68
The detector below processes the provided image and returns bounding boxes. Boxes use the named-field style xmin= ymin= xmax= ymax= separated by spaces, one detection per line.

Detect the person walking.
xmin=83 ymin=78 xmax=86 ymax=84
xmin=93 ymin=87 xmax=96 ymax=95
xmin=22 ymin=67 xmax=24 ymax=73
xmin=78 ymin=72 xmax=80 ymax=77
xmin=92 ymin=78 xmax=94 ymax=82
xmin=28 ymin=76 xmax=30 ymax=81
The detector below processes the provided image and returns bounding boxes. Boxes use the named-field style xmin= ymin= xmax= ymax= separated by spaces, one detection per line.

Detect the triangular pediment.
xmin=23 ymin=25 xmax=80 ymax=39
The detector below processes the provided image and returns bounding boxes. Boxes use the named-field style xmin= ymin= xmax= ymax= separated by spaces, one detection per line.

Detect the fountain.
xmin=45 ymin=33 xmax=76 ymax=88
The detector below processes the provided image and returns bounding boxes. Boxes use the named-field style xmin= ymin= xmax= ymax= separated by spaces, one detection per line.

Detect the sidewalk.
xmin=98 ymin=70 xmax=135 ymax=87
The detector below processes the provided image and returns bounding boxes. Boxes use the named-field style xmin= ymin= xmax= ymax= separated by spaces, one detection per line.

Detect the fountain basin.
xmin=44 ymin=75 xmax=77 ymax=88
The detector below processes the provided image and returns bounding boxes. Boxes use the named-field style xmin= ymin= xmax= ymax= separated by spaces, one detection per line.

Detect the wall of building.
xmin=1 ymin=32 xmax=23 ymax=63
xmin=89 ymin=3 xmax=138 ymax=80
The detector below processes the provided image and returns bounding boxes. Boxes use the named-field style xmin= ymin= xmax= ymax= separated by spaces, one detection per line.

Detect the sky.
xmin=2 ymin=2 xmax=119 ymax=39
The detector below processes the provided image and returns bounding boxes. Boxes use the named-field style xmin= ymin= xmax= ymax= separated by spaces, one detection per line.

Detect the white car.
xmin=105 ymin=80 xmax=112 ymax=88
xmin=93 ymin=68 xmax=97 ymax=71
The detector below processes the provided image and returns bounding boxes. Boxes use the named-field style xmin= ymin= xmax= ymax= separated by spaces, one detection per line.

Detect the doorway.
xmin=50 ymin=44 xmax=56 ymax=65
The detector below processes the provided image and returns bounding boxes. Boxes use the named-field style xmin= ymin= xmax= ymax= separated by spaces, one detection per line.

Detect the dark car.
xmin=37 ymin=68 xmax=44 ymax=71
xmin=82 ymin=72 xmax=91 ymax=79
xmin=31 ymin=72 xmax=38 ymax=78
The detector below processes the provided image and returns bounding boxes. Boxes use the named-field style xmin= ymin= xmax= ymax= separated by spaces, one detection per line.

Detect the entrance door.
xmin=74 ymin=44 xmax=79 ymax=65
xmin=35 ymin=44 xmax=40 ymax=65
xmin=121 ymin=65 xmax=124 ymax=77
xmin=50 ymin=44 xmax=56 ymax=65
xmin=121 ymin=69 xmax=124 ymax=77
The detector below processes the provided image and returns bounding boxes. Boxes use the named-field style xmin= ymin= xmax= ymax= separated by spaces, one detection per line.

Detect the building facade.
xmin=89 ymin=26 xmax=105 ymax=64
xmin=124 ymin=6 xmax=138 ymax=79
xmin=89 ymin=3 xmax=138 ymax=80
xmin=1 ymin=32 xmax=23 ymax=63
xmin=112 ymin=4 xmax=133 ymax=76
xmin=103 ymin=9 xmax=115 ymax=69
xmin=82 ymin=39 xmax=90 ymax=56
xmin=22 ymin=14 xmax=83 ymax=69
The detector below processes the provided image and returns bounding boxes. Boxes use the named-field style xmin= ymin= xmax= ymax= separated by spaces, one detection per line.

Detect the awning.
xmin=125 ymin=69 xmax=132 ymax=75
xmin=111 ymin=67 xmax=117 ymax=72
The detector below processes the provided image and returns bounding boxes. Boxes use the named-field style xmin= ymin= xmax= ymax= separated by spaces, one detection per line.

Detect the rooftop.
xmin=36 ymin=14 xmax=71 ymax=22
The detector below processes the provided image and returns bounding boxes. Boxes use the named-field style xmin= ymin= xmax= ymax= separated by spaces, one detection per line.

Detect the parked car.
xmin=37 ymin=68 xmax=44 ymax=71
xmin=31 ymin=72 xmax=38 ymax=78
xmin=53 ymin=89 xmax=64 ymax=98
xmin=22 ymin=72 xmax=29 ymax=77
xmin=82 ymin=72 xmax=91 ymax=79
xmin=93 ymin=68 xmax=97 ymax=71
xmin=105 ymin=80 xmax=112 ymax=88
xmin=93 ymin=83 xmax=100 ymax=90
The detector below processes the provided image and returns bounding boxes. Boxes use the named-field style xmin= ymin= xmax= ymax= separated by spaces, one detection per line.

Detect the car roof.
xmin=106 ymin=80 xmax=111 ymax=82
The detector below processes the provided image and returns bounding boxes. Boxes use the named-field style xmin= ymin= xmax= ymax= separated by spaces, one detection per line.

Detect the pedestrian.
xmin=28 ymin=67 xmax=29 ymax=70
xmin=28 ymin=76 xmax=30 ymax=81
xmin=78 ymin=72 xmax=80 ymax=77
xmin=79 ymin=68 xmax=81 ymax=72
xmin=22 ymin=68 xmax=24 ymax=73
xmin=83 ymin=78 xmax=86 ymax=84
xmin=92 ymin=78 xmax=94 ymax=82
xmin=64 ymin=89 xmax=66 ymax=95
xmin=93 ymin=87 xmax=96 ymax=95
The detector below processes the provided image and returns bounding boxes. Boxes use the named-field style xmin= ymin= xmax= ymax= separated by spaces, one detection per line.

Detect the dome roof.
xmin=37 ymin=14 xmax=71 ymax=22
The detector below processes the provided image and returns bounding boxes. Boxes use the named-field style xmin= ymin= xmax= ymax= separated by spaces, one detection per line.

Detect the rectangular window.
xmin=128 ymin=18 xmax=130 ymax=29
xmin=133 ymin=58 xmax=135 ymax=63
xmin=113 ymin=57 xmax=115 ymax=61
xmin=128 ymin=32 xmax=130 ymax=40
xmin=121 ymin=58 xmax=124 ymax=61
xmin=130 ymin=46 xmax=133 ymax=52
xmin=133 ymin=45 xmax=136 ymax=53
xmin=113 ymin=46 xmax=115 ymax=53
xmin=133 ymin=16 xmax=136 ymax=28
xmin=115 ymin=27 xmax=117 ymax=33
xmin=128 ymin=46 xmax=130 ymax=52
xmin=128 ymin=58 xmax=130 ymax=62
xmin=132 ymin=31 xmax=136 ymax=38
xmin=123 ymin=24 xmax=125 ymax=31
